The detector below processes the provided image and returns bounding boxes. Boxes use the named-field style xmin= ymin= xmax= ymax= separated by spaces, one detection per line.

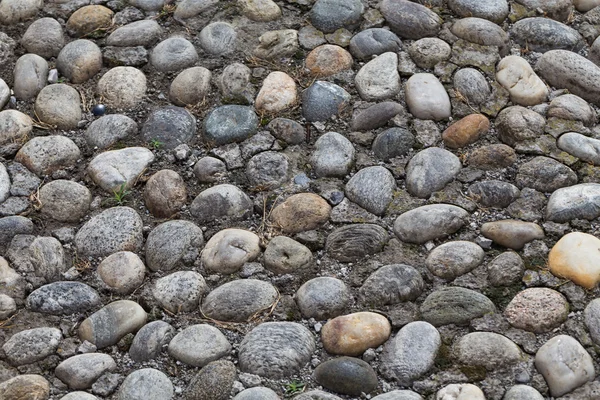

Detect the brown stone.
xmin=442 ymin=113 xmax=489 ymax=149
xmin=548 ymin=232 xmax=600 ymax=289
xmin=321 ymin=312 xmax=391 ymax=356
xmin=144 ymin=169 xmax=187 ymax=218
xmin=270 ymin=193 xmax=331 ymax=234
xmin=504 ymin=288 xmax=569 ymax=333
xmin=468 ymin=143 xmax=517 ymax=170
xmin=0 ymin=374 xmax=50 ymax=400
xmin=66 ymin=5 xmax=114 ymax=38
xmin=481 ymin=220 xmax=544 ymax=250
xmin=305 ymin=44 xmax=353 ymax=77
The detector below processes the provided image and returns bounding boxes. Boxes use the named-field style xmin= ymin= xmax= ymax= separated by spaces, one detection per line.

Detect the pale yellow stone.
xmin=321 ymin=311 xmax=391 ymax=356
xmin=239 ymin=0 xmax=281 ymax=21
xmin=548 ymin=232 xmax=600 ymax=289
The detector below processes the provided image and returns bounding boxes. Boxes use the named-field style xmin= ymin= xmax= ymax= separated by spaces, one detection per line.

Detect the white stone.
xmin=355 ymin=52 xmax=400 ymax=101
xmin=405 ymin=73 xmax=451 ymax=121
xmin=496 ymin=55 xmax=548 ymax=106
xmin=436 ymin=384 xmax=485 ymax=400
xmin=87 ymin=147 xmax=154 ymax=193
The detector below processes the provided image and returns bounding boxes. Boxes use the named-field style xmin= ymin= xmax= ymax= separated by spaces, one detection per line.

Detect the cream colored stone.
xmin=255 ymin=71 xmax=297 ymax=113
xmin=496 ymin=55 xmax=548 ymax=106
xmin=321 ymin=312 xmax=391 ymax=356
xmin=548 ymin=232 xmax=600 ymax=289
xmin=574 ymin=0 xmax=600 ymax=12
xmin=240 ymin=0 xmax=281 ymax=21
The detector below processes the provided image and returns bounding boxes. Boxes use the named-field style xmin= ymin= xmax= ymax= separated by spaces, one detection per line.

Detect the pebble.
xmin=314 ymin=357 xmax=377 ymax=396
xmin=355 ymin=52 xmax=400 ymax=101
xmin=511 ymin=18 xmax=584 ymax=53
xmin=451 ymin=18 xmax=509 ymax=55
xmin=535 ymin=335 xmax=595 ymax=397
xmin=202 ymin=279 xmax=278 ymax=322
xmin=16 ymin=135 xmax=81 ymax=176
xmin=311 ymin=132 xmax=355 ymax=178
xmin=536 ymin=50 xmax=600 ymax=106
xmin=254 ymin=29 xmax=299 ymax=60
xmin=405 ymin=147 xmax=461 ymax=198
xmin=349 ymin=28 xmax=402 ymax=60
xmin=302 ymin=81 xmax=351 ymax=122
xmin=118 ymin=369 xmax=173 ymax=400
xmin=3 ymin=327 xmax=62 ymax=366
xmin=271 ymin=193 xmax=331 ymax=233
xmin=97 ymin=67 xmax=146 ymax=110
xmin=496 ymin=106 xmax=545 ymax=146
xmin=468 ymin=180 xmax=520 ymax=208
xmin=87 ymin=147 xmax=154 ymax=192
xmin=27 ymin=281 xmax=100 ymax=314
xmin=153 ymin=271 xmax=207 ymax=314
xmin=0 ymin=164 xmax=9 ymax=204
xmin=199 ymin=22 xmax=237 ymax=55
xmin=294 ymin=277 xmax=352 ymax=319
xmin=436 ymin=384 xmax=485 ymax=400
xmin=84 ymin=114 xmax=138 ymax=149
xmin=455 ymin=332 xmax=521 ymax=370
xmin=0 ymin=0 xmax=42 ymax=24
xmin=106 ymin=20 xmax=162 ymax=47
xmin=420 ymin=287 xmax=496 ymax=326
xmin=145 ymin=220 xmax=204 ymax=272
xmin=128 ymin=0 xmax=164 ymax=11
xmin=194 ymin=156 xmax=227 ymax=183
xmin=13 ymin=54 xmax=48 ymax=101
xmin=55 ymin=353 xmax=116 ymax=389
xmin=56 ymin=39 xmax=103 ymax=83
xmin=405 ymin=73 xmax=451 ymax=120
xmin=442 ymin=114 xmax=489 ymax=149
xmin=496 ymin=55 xmax=548 ymax=106
xmin=394 ymin=204 xmax=468 ymax=244
xmin=66 ymin=5 xmax=113 ymax=38
xmin=151 ymin=37 xmax=198 ymax=73
xmin=426 ymin=241 xmax=484 ymax=281
xmin=372 ymin=127 xmax=414 ymax=161
xmin=97 ymin=251 xmax=145 ymax=294
xmin=546 ymin=183 xmax=600 ymax=222
xmin=481 ymin=220 xmax=544 ymax=250
xmin=503 ymin=385 xmax=544 ymax=400
xmin=0 ymin=375 xmax=50 ymax=400
xmin=321 ymin=312 xmax=391 ymax=356
xmin=75 ymin=206 xmax=143 ymax=258
xmin=558 ymin=132 xmax=600 ymax=165
xmin=505 ymin=287 xmax=569 ymax=333
xmin=142 ymin=106 xmax=196 ymax=150
xmin=234 ymin=387 xmax=280 ymax=400
xmin=190 ymin=184 xmax=253 ymax=223
xmin=468 ymin=144 xmax=516 ymax=170
xmin=326 ymin=224 xmax=388 ymax=262
xmin=168 ymin=324 xmax=231 ymax=367
xmin=448 ymin=0 xmax=508 ymax=23
xmin=549 ymin=232 xmax=600 ymax=289
xmin=218 ymin=62 xmax=254 ymax=104
xmin=575 ymin=0 xmax=600 ymax=12
xmin=239 ymin=322 xmax=315 ymax=378
xmin=79 ymin=300 xmax=146 ymax=348
xmin=267 ymin=118 xmax=304 ymax=145
xmin=264 ymin=235 xmax=312 ymax=274
xmin=144 ymin=169 xmax=187 ymax=218
xmin=255 ymin=71 xmax=297 ymax=112
xmin=294 ymin=391 xmax=342 ymax=400
xmin=380 ymin=0 xmax=442 ymax=39
xmin=201 ymin=228 xmax=261 ymax=274
xmin=345 ymin=166 xmax=395 ymax=215
xmin=169 ymin=67 xmax=211 ymax=106
xmin=380 ymin=321 xmax=440 ymax=385
xmin=204 ymin=105 xmax=258 ymax=145
xmin=408 ymin=38 xmax=451 ymax=69
xmin=453 ymin=68 xmax=491 ymax=108
xmin=34 ymin=84 xmax=82 ymax=129
xmin=359 ymin=264 xmax=424 ymax=306
xmin=39 ymin=180 xmax=91 ymax=222
xmin=129 ymin=321 xmax=175 ymax=362
xmin=372 ymin=391 xmax=423 ymax=400
xmin=310 ymin=0 xmax=363 ymax=33
xmin=305 ymin=45 xmax=353 ymax=77
xmin=0 ymin=110 xmax=33 ymax=145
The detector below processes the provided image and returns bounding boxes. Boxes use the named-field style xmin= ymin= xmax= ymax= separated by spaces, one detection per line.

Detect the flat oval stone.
xmin=190 ymin=184 xmax=252 ymax=223
xmin=75 ymin=206 xmax=143 ymax=258
xmin=355 ymin=52 xmax=400 ymax=101
xmin=496 ymin=55 xmax=548 ymax=106
xmin=153 ymin=271 xmax=207 ymax=314
xmin=448 ymin=0 xmax=508 ymax=23
xmin=2 ymin=327 xmax=62 ymax=366
xmin=481 ymin=220 xmax=544 ymax=250
xmin=84 ymin=114 xmax=138 ymax=150
xmin=118 ymin=368 xmax=173 ymax=400
xmin=97 ymin=251 xmax=145 ymax=295
xmin=345 ymin=166 xmax=396 ymax=215
xmin=321 ymin=312 xmax=391 ymax=357
xmin=145 ymin=220 xmax=204 ymax=272
xmin=558 ymin=132 xmax=600 ymax=165
xmin=201 ymin=228 xmax=261 ymax=274
xmin=314 ymin=357 xmax=377 ymax=396
xmin=311 ymin=132 xmax=355 ymax=178
xmin=451 ymin=18 xmax=509 ymax=55
xmin=295 ymin=391 xmax=342 ymax=400
xmin=55 ymin=353 xmax=116 ymax=389
xmin=106 ymin=20 xmax=162 ymax=47
xmin=405 ymin=73 xmax=450 ymax=121
xmin=150 ymin=37 xmax=198 ymax=73
xmin=349 ymin=28 xmax=402 ymax=60
xmin=516 ymin=156 xmax=577 ymax=193
xmin=352 ymin=102 xmax=403 ymax=132
xmin=405 ymin=147 xmax=461 ymax=199
xmin=394 ymin=204 xmax=468 ymax=244
xmin=426 ymin=241 xmax=484 ymax=281
xmin=326 ymin=224 xmax=388 ymax=262
xmin=546 ymin=183 xmax=600 ymax=222
xmin=168 ymin=324 xmax=231 ymax=367
xmin=0 ymin=375 xmax=49 ymax=400
xmin=202 ymin=279 xmax=278 ymax=322
xmin=536 ymin=50 xmax=600 ymax=107
xmin=87 ymin=147 xmax=154 ymax=192
xmin=263 ymin=236 xmax=312 ymax=274
xmin=535 ymin=335 xmax=595 ymax=397
xmin=295 ymin=277 xmax=352 ymax=320
xmin=455 ymin=332 xmax=522 ymax=370
xmin=21 ymin=17 xmax=64 ymax=58
xmin=310 ymin=0 xmax=363 ymax=33
xmin=505 ymin=288 xmax=569 ymax=333
xmin=515 ymin=0 xmax=572 ymax=21
xmin=78 ymin=300 xmax=147 ymax=349
xmin=380 ymin=0 xmax=441 ymax=39
xmin=27 ymin=281 xmax=100 ymax=315
xmin=549 ymin=232 xmax=600 ymax=289
xmin=442 ymin=114 xmax=489 ymax=149
xmin=420 ymin=287 xmax=496 ymax=326
xmin=408 ymin=38 xmax=451 ymax=69
xmin=240 ymin=0 xmax=281 ymax=21
xmin=129 ymin=320 xmax=175 ymax=362
xmin=204 ymin=105 xmax=258 ymax=145
xmin=270 ymin=193 xmax=331 ymax=233
xmin=359 ymin=264 xmax=424 ymax=307
xmin=467 ymin=180 xmax=520 ymax=208
xmin=16 ymin=135 xmax=81 ymax=176
xmin=511 ymin=18 xmax=584 ymax=53
xmin=239 ymin=322 xmax=316 ymax=378
xmin=380 ymin=321 xmax=440 ymax=385
xmin=67 ymin=5 xmax=113 ymax=38
xmin=302 ymin=81 xmax=351 ymax=122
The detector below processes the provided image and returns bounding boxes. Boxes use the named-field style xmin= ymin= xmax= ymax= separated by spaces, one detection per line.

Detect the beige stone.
xmin=496 ymin=55 xmax=548 ymax=106
xmin=270 ymin=193 xmax=331 ymax=233
xmin=255 ymin=71 xmax=297 ymax=113
xmin=0 ymin=110 xmax=33 ymax=145
xmin=0 ymin=374 xmax=49 ymax=400
xmin=481 ymin=220 xmax=544 ymax=250
xmin=240 ymin=0 xmax=281 ymax=21
xmin=66 ymin=5 xmax=113 ymax=38
xmin=144 ymin=169 xmax=187 ymax=218
xmin=97 ymin=67 xmax=147 ymax=110
xmin=549 ymin=232 xmax=600 ymax=289
xmin=97 ymin=251 xmax=146 ymax=295
xmin=504 ymin=288 xmax=569 ymax=333
xmin=321 ymin=312 xmax=391 ymax=356
xmin=305 ymin=44 xmax=353 ymax=77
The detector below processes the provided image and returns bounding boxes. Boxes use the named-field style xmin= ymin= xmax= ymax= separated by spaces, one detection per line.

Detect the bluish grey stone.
xmin=311 ymin=132 xmax=355 ymax=178
xmin=27 ymin=282 xmax=101 ymax=315
xmin=198 ymin=22 xmax=237 ymax=55
xmin=372 ymin=127 xmax=414 ymax=161
xmin=511 ymin=18 xmax=584 ymax=53
xmin=546 ymin=183 xmax=600 ymax=222
xmin=420 ymin=287 xmax=496 ymax=326
xmin=349 ymin=28 xmax=402 ymax=60
xmin=314 ymin=357 xmax=377 ymax=396
xmin=448 ymin=0 xmax=509 ymax=23
xmin=130 ymin=321 xmax=176 ymax=362
xmin=141 ymin=106 xmax=196 ymax=150
xmin=202 ymin=279 xmax=278 ymax=322
xmin=326 ymin=224 xmax=388 ymax=262
xmin=380 ymin=0 xmax=442 ymax=39
xmin=310 ymin=0 xmax=363 ymax=33
xmin=302 ymin=81 xmax=351 ymax=122
xmin=345 ymin=166 xmax=395 ymax=215
xmin=204 ymin=105 xmax=258 ymax=145
xmin=405 ymin=147 xmax=461 ymax=198
xmin=359 ymin=264 xmax=424 ymax=307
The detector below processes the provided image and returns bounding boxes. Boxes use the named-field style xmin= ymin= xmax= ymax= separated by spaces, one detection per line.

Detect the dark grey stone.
xmin=309 ymin=0 xmax=364 ymax=33
xmin=393 ymin=204 xmax=469 ymax=244
xmin=204 ymin=105 xmax=258 ymax=146
xmin=246 ymin=151 xmax=289 ymax=188
xmin=405 ymin=147 xmax=461 ymax=198
xmin=202 ymin=279 xmax=278 ymax=322
xmin=326 ymin=224 xmax=388 ymax=262
xmin=189 ymin=184 xmax=253 ymax=223
xmin=372 ymin=127 xmax=414 ymax=161
xmin=302 ymin=81 xmax=351 ymax=122
xmin=516 ymin=156 xmax=577 ymax=192
xmin=145 ymin=220 xmax=204 ymax=272
xmin=420 ymin=287 xmax=496 ymax=326
xmin=85 ymin=114 xmax=138 ymax=150
xmin=511 ymin=18 xmax=584 ymax=53
xmin=380 ymin=0 xmax=442 ymax=39
xmin=349 ymin=28 xmax=402 ymax=60
xmin=345 ymin=166 xmax=396 ymax=215
xmin=487 ymin=251 xmax=524 ymax=287
xmin=352 ymin=102 xmax=403 ymax=131
xmin=0 ymin=197 xmax=30 ymax=217
xmin=129 ymin=321 xmax=176 ymax=362
xmin=27 ymin=282 xmax=100 ymax=315
xmin=507 ymin=188 xmax=546 ymax=222
xmin=467 ymin=180 xmax=520 ymax=208
xmin=239 ymin=322 xmax=316 ymax=378
xmin=142 ymin=106 xmax=196 ymax=150
xmin=359 ymin=264 xmax=424 ymax=307
xmin=267 ymin=118 xmax=305 ymax=145
xmin=184 ymin=360 xmax=236 ymax=400
xmin=313 ymin=357 xmax=377 ymax=396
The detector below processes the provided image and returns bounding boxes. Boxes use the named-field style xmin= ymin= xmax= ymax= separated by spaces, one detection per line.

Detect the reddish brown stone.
xmin=442 ymin=113 xmax=489 ymax=149
xmin=305 ymin=44 xmax=353 ymax=77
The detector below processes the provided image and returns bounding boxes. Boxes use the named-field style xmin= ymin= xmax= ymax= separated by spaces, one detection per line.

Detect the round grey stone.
xmin=39 ymin=180 xmax=91 ymax=222
xmin=97 ymin=66 xmax=147 ymax=110
xmin=311 ymin=132 xmax=355 ymax=178
xmin=349 ymin=28 xmax=402 ymax=60
xmin=487 ymin=251 xmax=525 ymax=287
xmin=558 ymin=132 xmax=600 ymax=165
xmin=185 ymin=360 xmax=237 ymax=400
xmin=548 ymin=94 xmax=596 ymax=126
xmin=198 ymin=22 xmax=237 ymax=55
xmin=503 ymin=385 xmax=544 ymax=400
xmin=60 ymin=392 xmax=99 ymax=400
xmin=295 ymin=277 xmax=352 ymax=320
xmin=118 ymin=368 xmax=173 ymax=400
xmin=516 ymin=156 xmax=577 ymax=192
xmin=106 ymin=20 xmax=162 ymax=47
xmin=26 ymin=281 xmax=100 ymax=315
xmin=420 ymin=287 xmax=496 ymax=326
xmin=128 ymin=0 xmax=164 ymax=11
xmin=359 ymin=264 xmax=424 ymax=307
xmin=355 ymin=52 xmax=400 ymax=101
xmin=145 ymin=220 xmax=204 ymax=272
xmin=372 ymin=128 xmax=415 ymax=161
xmin=263 ymin=235 xmax=313 ymax=274
xmin=190 ymin=184 xmax=253 ymax=223
xmin=16 ymin=135 xmax=81 ymax=177
xmin=56 ymin=39 xmax=103 ymax=83
xmin=239 ymin=322 xmax=316 ymax=378
xmin=496 ymin=105 xmax=546 ymax=146
xmin=55 ymin=354 xmax=116 ymax=390
xmin=0 ymin=0 xmax=42 ymax=24
xmin=21 ymin=18 xmax=64 ymax=58
xmin=246 ymin=151 xmax=289 ymax=189
xmin=314 ymin=357 xmax=377 ymax=396
xmin=202 ymin=279 xmax=278 ymax=322
xmin=454 ymin=332 xmax=522 ymax=370
xmin=141 ymin=106 xmax=196 ymax=150
xmin=218 ymin=62 xmax=254 ymax=103
xmin=2 ymin=327 xmax=62 ymax=366
xmin=153 ymin=271 xmax=208 ymax=314
xmin=234 ymin=387 xmax=280 ymax=400
xmin=310 ymin=0 xmax=363 ymax=33
xmin=345 ymin=166 xmax=395 ymax=215
xmin=426 ymin=241 xmax=484 ymax=281
xmin=448 ymin=0 xmax=509 ymax=23
xmin=168 ymin=324 xmax=231 ymax=367
xmin=0 ymin=294 xmax=16 ymax=319
xmin=453 ymin=68 xmax=491 ymax=106
xmin=85 ymin=114 xmax=138 ymax=149
xmin=34 ymin=84 xmax=81 ymax=129
xmin=372 ymin=391 xmax=423 ymax=400
xmin=302 ymin=81 xmax=351 ymax=122
xmin=451 ymin=18 xmax=509 ymax=55
xmin=144 ymin=169 xmax=187 ymax=218
xmin=151 ymin=37 xmax=198 ymax=73
xmin=204 ymin=105 xmax=258 ymax=145
xmin=380 ymin=0 xmax=442 ymax=39
xmin=408 ymin=38 xmax=451 ymax=69
xmin=326 ymin=224 xmax=388 ymax=262
xmin=13 ymin=54 xmax=48 ymax=101
xmin=97 ymin=251 xmax=145 ymax=295
xmin=169 ymin=67 xmax=211 ymax=106
xmin=193 ymin=156 xmax=227 ymax=183
xmin=405 ymin=147 xmax=461 ymax=199
xmin=511 ymin=18 xmax=584 ymax=53
xmin=129 ymin=321 xmax=176 ymax=362
xmin=393 ymin=204 xmax=469 ymax=244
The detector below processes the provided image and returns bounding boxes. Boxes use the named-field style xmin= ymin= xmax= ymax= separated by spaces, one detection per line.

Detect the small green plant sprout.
xmin=112 ymin=183 xmax=131 ymax=206
xmin=149 ymin=138 xmax=164 ymax=149
xmin=284 ymin=380 xmax=306 ymax=395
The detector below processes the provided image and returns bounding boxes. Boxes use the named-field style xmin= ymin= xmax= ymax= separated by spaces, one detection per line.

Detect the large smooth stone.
xmin=426 ymin=241 xmax=484 ymax=281
xmin=204 ymin=105 xmax=258 ymax=145
xmin=436 ymin=384 xmax=485 ymax=400
xmin=451 ymin=18 xmax=509 ymax=55
xmin=503 ymin=385 xmax=545 ymax=400
xmin=448 ymin=0 xmax=508 ymax=23
xmin=145 ymin=220 xmax=204 ymax=272
xmin=349 ymin=29 xmax=402 ymax=60
xmin=302 ymin=81 xmax=351 ymax=122
xmin=141 ymin=106 xmax=196 ymax=149
xmin=355 ymin=52 xmax=400 ymax=101
xmin=168 ymin=324 xmax=231 ymax=367
xmin=189 ymin=184 xmax=252 ymax=223
xmin=263 ymin=235 xmax=312 ymax=274
xmin=118 ymin=369 xmax=173 ymax=400
xmin=97 ymin=66 xmax=146 ymax=109
xmin=549 ymin=232 xmax=600 ymax=289
xmin=511 ymin=18 xmax=584 ymax=53
xmin=311 ymin=131 xmax=355 ymax=178
xmin=394 ymin=204 xmax=468 ymax=244
xmin=150 ymin=37 xmax=198 ymax=73
xmin=13 ymin=54 xmax=48 ymax=101
xmin=405 ymin=147 xmax=461 ymax=198
xmin=87 ymin=147 xmax=154 ymax=192
xmin=56 ymin=39 xmax=102 ymax=83
xmin=106 ymin=20 xmax=162 ymax=47
xmin=295 ymin=277 xmax=352 ymax=320
xmin=153 ymin=271 xmax=207 ymax=314
xmin=546 ymin=183 xmax=600 ymax=222
xmin=380 ymin=321 xmax=440 ymax=385
xmin=309 ymin=0 xmax=363 ymax=33
xmin=201 ymin=279 xmax=278 ymax=322
xmin=55 ymin=353 xmax=116 ymax=389
xmin=129 ymin=321 xmax=175 ymax=362
xmin=496 ymin=55 xmax=548 ymax=106
xmin=255 ymin=71 xmax=297 ymax=113
xmin=313 ymin=357 xmax=378 ymax=396
xmin=405 ymin=73 xmax=451 ymax=121
xmin=481 ymin=220 xmax=544 ymax=250
xmin=16 ymin=135 xmax=81 ymax=176
xmin=420 ymin=287 xmax=496 ymax=326
xmin=380 ymin=0 xmax=441 ymax=39
xmin=27 ymin=281 xmax=100 ymax=315
xmin=454 ymin=332 xmax=521 ymax=371
xmin=321 ymin=312 xmax=391 ymax=357
xmin=0 ymin=375 xmax=50 ymax=400
xmin=0 ymin=110 xmax=32 ymax=145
